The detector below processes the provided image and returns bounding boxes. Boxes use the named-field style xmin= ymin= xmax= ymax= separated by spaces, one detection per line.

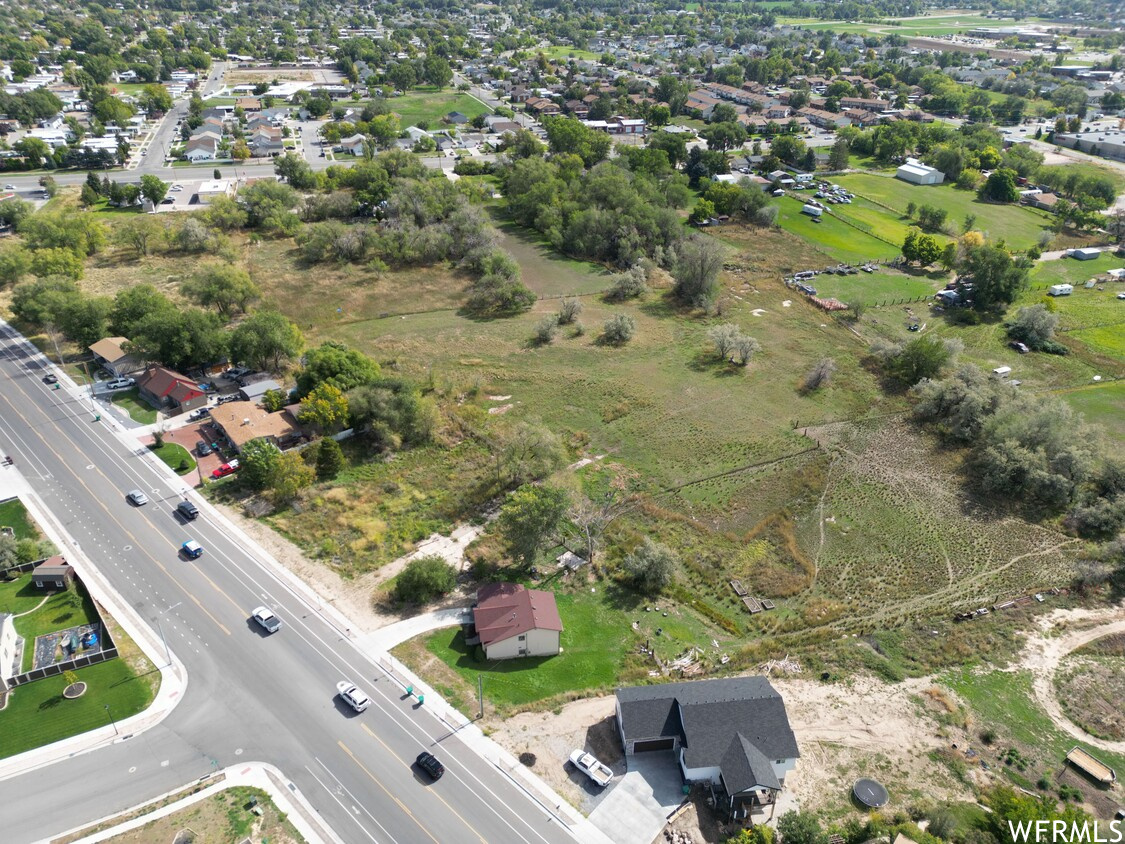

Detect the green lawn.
xmin=0 ymin=576 xmax=101 ymax=671
xmin=1059 ymin=381 xmax=1125 ymax=442
xmin=391 ymin=90 xmax=491 ymax=129
xmin=944 ymin=668 xmax=1125 ymax=782
xmin=0 ymin=498 xmax=37 ymax=540
xmin=1030 ymin=252 xmax=1124 ymax=288
xmin=774 ymin=195 xmax=901 ymax=264
xmin=537 ymin=45 xmax=601 ymax=62
xmin=834 ymin=173 xmax=1053 ymax=251
xmin=811 ymin=268 xmax=947 ymax=306
xmin=151 ymin=443 xmax=196 ymax=475
xmin=112 ymin=388 xmax=157 ymax=424
xmin=777 ymin=14 xmax=1036 ymax=37
xmin=0 ymin=657 xmax=158 ymax=759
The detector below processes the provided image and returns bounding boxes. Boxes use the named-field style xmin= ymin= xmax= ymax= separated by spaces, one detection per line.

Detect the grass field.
xmin=151 ymin=442 xmax=196 ymax=475
xmin=777 ymin=14 xmax=1033 ymax=37
xmin=537 ymin=45 xmax=601 ymax=62
xmin=0 ymin=497 xmax=37 ymax=540
xmin=834 ymin=173 xmax=1053 ymax=251
xmin=1029 ymin=252 xmax=1124 ymax=288
xmin=1058 ymin=382 xmax=1125 ymax=441
xmin=390 ymin=89 xmax=491 ymax=129
xmin=1 ymin=576 xmax=101 ymax=671
xmin=810 ymin=268 xmax=947 ymax=306
xmin=773 ymin=195 xmax=901 ymax=263
xmin=111 ymin=388 xmax=157 ymax=424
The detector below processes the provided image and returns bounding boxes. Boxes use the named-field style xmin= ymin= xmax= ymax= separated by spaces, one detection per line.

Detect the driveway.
xmin=156 ymin=420 xmax=226 ymax=484
xmin=587 ymin=751 xmax=685 ymax=844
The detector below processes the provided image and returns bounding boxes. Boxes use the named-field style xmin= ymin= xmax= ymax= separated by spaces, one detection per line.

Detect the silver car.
xmin=126 ymin=489 xmax=149 ymax=506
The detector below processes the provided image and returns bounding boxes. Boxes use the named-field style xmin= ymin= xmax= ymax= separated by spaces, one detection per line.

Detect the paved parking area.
xmin=156 ymin=420 xmax=227 ymax=484
xmin=587 ymin=752 xmax=686 ymax=844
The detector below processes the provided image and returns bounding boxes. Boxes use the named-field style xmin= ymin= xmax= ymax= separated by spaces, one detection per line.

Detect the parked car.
xmin=1009 ymin=341 xmax=1030 ymax=354
xmin=416 ymin=751 xmax=445 ymax=780
xmin=188 ymin=408 xmax=210 ymax=421
xmin=126 ymin=489 xmax=149 ymax=506
xmin=1117 ymin=292 xmax=1125 ymax=300
xmin=161 ymin=197 xmax=175 ymax=205
xmin=569 ymin=749 xmax=613 ymax=787
xmin=105 ymin=377 xmax=135 ymax=390
xmin=196 ymin=440 xmax=213 ymax=456
xmin=176 ymin=500 xmax=199 ymax=520
xmin=211 ymin=460 xmax=239 ymax=479
xmin=251 ymin=606 xmax=282 ymax=633
xmin=337 ymin=680 xmax=371 ymax=712
xmin=181 ymin=539 xmax=204 ymax=559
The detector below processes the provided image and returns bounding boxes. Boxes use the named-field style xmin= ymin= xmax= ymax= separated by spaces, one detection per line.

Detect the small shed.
xmin=992 ymin=366 xmax=1012 ymax=379
xmin=238 ymin=379 xmax=282 ymax=403
xmin=32 ymin=556 xmax=76 ymax=590
xmin=1048 ymin=283 xmax=1073 ymax=296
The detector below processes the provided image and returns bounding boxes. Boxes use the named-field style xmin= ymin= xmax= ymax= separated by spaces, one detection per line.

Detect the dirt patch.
xmin=100 ymin=786 xmax=302 ymax=844
xmin=1055 ymin=653 xmax=1125 ymax=741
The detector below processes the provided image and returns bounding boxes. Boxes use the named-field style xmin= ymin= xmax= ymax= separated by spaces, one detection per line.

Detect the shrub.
xmin=534 ymin=314 xmax=559 ymax=345
xmin=557 ymin=297 xmax=582 ymax=325
xmin=393 ymin=555 xmax=456 ymax=604
xmin=601 ymin=313 xmax=636 ymax=345
xmin=621 ymin=537 xmax=678 ymax=594
xmin=802 ymin=358 xmax=837 ymax=392
xmin=604 ymin=265 xmax=648 ymax=301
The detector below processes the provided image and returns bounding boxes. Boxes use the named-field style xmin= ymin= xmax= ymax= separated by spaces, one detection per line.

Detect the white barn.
xmin=895 ymin=158 xmax=945 ymax=185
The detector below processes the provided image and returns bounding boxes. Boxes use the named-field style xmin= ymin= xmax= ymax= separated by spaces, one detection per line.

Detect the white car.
xmin=126 ymin=489 xmax=149 ymax=506
xmin=171 ymin=185 xmax=183 ymax=192
xmin=1118 ymin=292 xmax=1125 ymax=300
xmin=251 ymin=606 xmax=282 ymax=633
xmin=337 ymin=680 xmax=371 ymax=713
xmin=105 ymin=377 xmax=135 ymax=390
xmin=3 ymin=184 xmax=14 ymax=190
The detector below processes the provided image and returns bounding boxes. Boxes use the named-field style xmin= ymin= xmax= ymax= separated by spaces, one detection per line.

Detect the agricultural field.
xmin=834 ymin=173 xmax=1054 ymax=251
xmin=777 ymin=14 xmax=1037 ymax=38
xmin=387 ymin=89 xmax=491 ymax=128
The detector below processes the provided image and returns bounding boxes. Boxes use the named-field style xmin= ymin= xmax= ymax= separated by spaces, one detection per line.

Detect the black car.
xmin=196 ymin=440 xmax=213 ymax=456
xmin=416 ymin=751 xmax=444 ymax=780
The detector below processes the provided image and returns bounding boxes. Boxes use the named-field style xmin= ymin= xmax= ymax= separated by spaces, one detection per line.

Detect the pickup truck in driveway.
xmin=569 ymin=749 xmax=613 ymax=787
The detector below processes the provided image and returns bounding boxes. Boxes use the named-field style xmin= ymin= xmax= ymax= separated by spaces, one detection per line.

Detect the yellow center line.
xmin=0 ymin=381 xmax=232 ymax=635
xmin=361 ymin=724 xmax=489 ymax=844
xmin=338 ymin=740 xmax=441 ymax=844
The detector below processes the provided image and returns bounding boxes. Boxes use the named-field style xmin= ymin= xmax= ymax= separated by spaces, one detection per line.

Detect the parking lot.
xmin=158 ymin=418 xmax=229 ymax=484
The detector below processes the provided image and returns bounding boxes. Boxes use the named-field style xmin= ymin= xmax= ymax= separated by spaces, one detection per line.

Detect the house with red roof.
xmin=470 ymin=583 xmax=563 ymax=660
xmin=136 ymin=365 xmax=208 ymax=416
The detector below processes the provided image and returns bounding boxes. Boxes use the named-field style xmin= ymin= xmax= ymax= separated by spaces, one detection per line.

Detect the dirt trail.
xmin=1018 ymin=602 xmax=1125 ymax=753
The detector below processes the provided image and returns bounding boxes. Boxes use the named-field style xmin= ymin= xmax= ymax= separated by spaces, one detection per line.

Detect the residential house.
xmin=489 ymin=120 xmax=522 ymax=136
xmin=445 ymin=111 xmax=469 ymax=125
xmin=207 ymin=401 xmax=303 ymax=453
xmin=686 ymin=91 xmax=721 ymax=120
xmin=615 ymin=676 xmax=800 ymax=822
xmin=611 ymin=117 xmax=646 ymax=135
xmin=339 ymin=134 xmax=367 ymax=155
xmin=196 ymin=179 xmax=234 ymax=203
xmin=468 ymin=583 xmax=563 ymax=660
xmin=31 ymin=556 xmax=76 ymax=590
xmin=1023 ymin=192 xmax=1060 ymax=212
xmin=250 ymin=126 xmax=283 ymax=157
xmin=842 ymin=108 xmax=881 ymax=128
xmin=509 ymin=86 xmax=531 ymax=103
xmin=765 ymin=105 xmax=791 ymax=120
xmin=839 ymin=96 xmax=889 ymax=113
xmin=235 ymin=96 xmax=261 ymax=112
xmin=136 ymin=365 xmax=208 ymax=416
xmin=184 ymin=136 xmax=218 ymax=161
xmin=525 ymin=97 xmax=561 ymax=117
xmin=796 ymin=107 xmax=851 ymax=129
xmin=566 ymin=100 xmax=590 ymax=119
xmin=89 ymin=337 xmax=144 ymax=377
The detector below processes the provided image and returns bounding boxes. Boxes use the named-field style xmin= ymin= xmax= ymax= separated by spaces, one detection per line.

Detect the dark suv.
xmin=416 ymin=752 xmax=444 ymax=780
xmin=176 ymin=500 xmax=199 ymax=520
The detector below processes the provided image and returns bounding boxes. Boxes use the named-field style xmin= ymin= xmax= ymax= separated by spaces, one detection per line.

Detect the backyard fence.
xmin=1 ymin=644 xmax=120 ymax=691
xmin=0 ymin=556 xmax=51 ymax=581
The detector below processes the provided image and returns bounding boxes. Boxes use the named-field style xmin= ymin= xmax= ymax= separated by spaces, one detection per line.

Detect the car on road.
xmin=181 ymin=539 xmax=204 ymax=559
xmin=42 ymin=373 xmax=57 ymax=384
xmin=211 ymin=459 xmax=239 ymax=479
xmin=337 ymin=680 xmax=371 ymax=712
xmin=196 ymin=440 xmax=213 ymax=456
xmin=176 ymin=500 xmax=199 ymax=520
xmin=3 ymin=184 xmax=14 ymax=190
xmin=161 ymin=197 xmax=175 ymax=205
xmin=251 ymin=606 xmax=282 ymax=633
xmin=126 ymin=489 xmax=149 ymax=506
xmin=171 ymin=185 xmax=183 ymax=192
xmin=416 ymin=751 xmax=444 ymax=780
xmin=105 ymin=377 xmax=135 ymax=390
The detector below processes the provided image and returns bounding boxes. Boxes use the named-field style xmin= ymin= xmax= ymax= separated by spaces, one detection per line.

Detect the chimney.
xmin=242 ymin=418 xmax=250 ymax=425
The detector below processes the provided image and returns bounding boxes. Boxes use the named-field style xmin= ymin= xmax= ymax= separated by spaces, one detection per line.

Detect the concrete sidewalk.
xmin=357 ymin=607 xmax=470 ymax=652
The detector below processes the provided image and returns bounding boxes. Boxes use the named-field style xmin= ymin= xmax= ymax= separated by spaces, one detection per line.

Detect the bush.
xmin=601 ymin=313 xmax=636 ymax=345
xmin=605 ymin=265 xmax=648 ymax=301
xmin=533 ymin=314 xmax=559 ymax=345
xmin=802 ymin=358 xmax=836 ymax=392
xmin=557 ymin=297 xmax=582 ymax=325
xmin=393 ymin=555 xmax=456 ymax=604
xmin=622 ymin=537 xmax=678 ymax=594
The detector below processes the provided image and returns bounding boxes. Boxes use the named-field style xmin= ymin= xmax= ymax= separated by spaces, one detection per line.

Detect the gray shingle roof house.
xmin=615 ymin=677 xmax=799 ymax=821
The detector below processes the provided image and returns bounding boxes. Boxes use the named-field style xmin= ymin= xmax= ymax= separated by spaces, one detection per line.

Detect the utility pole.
xmin=478 ymin=674 xmax=484 ymax=720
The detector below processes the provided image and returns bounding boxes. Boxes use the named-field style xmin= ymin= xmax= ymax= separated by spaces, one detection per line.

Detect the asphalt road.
xmin=0 ymin=329 xmax=575 ymax=844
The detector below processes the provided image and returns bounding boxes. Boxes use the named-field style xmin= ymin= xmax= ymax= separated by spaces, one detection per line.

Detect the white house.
xmin=616 ymin=677 xmax=800 ymax=822
xmin=196 ymin=179 xmax=234 ymax=203
xmin=469 ymin=583 xmax=563 ymax=660
xmin=338 ymin=134 xmax=367 ymax=155
xmin=895 ymin=158 xmax=944 ymax=185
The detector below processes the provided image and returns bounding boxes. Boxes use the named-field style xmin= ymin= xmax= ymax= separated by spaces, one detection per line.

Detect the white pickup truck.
xmin=569 ymin=749 xmax=613 ymax=787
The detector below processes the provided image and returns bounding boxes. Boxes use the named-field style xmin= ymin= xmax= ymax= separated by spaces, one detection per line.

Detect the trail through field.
xmin=1018 ymin=603 xmax=1125 ymax=753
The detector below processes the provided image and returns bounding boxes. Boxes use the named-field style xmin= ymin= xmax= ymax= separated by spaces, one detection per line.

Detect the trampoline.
xmin=853 ymin=777 xmax=889 ymax=809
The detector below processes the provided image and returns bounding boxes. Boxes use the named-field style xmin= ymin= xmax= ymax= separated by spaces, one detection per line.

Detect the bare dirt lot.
xmin=101 ymin=786 xmax=302 ymax=844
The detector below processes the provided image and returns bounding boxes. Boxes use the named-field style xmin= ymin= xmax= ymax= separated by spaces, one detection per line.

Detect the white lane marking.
xmin=305 ymin=763 xmax=385 ymax=843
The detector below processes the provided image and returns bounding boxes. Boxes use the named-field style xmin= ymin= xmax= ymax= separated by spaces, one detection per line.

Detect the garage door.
xmin=632 ymin=738 xmax=675 ymax=753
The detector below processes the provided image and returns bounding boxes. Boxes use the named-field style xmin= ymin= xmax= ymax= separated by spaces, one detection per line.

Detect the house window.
xmin=518 ymin=634 xmax=526 ymax=641
xmin=776 ymin=759 xmax=784 ymax=764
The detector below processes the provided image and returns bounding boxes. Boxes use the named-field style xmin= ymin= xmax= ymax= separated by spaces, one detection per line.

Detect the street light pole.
xmin=104 ymin=704 xmax=118 ymax=736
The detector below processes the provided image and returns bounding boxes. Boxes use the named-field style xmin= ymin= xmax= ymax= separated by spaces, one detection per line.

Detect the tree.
xmin=0 ymin=244 xmax=30 ymax=288
xmin=274 ymin=152 xmax=316 ymax=189
xmin=647 ymin=131 xmax=688 ymax=167
xmin=314 ymin=437 xmax=346 ymax=480
xmin=58 ymin=296 xmax=112 ymax=349
xmin=298 ymin=383 xmax=349 ymax=434
xmin=94 ymin=97 xmax=135 ymax=127
xmin=422 ymin=56 xmax=452 ymax=89
xmin=827 ymin=137 xmax=850 ymax=171
xmin=14 ymin=137 xmax=50 ymax=167
xmin=393 ymin=556 xmax=456 ymax=604
xmin=672 ymin=234 xmax=725 ymax=309
xmin=493 ymin=420 xmax=566 ymax=487
xmin=231 ymin=139 xmax=251 ymax=161
xmin=621 ymin=538 xmax=678 ymax=594
xmin=689 ymin=198 xmax=716 ymax=225
xmin=182 ymin=265 xmax=260 ymax=319
xmin=776 ymin=811 xmax=828 ymax=844
xmin=138 ymin=84 xmax=172 ymax=114
xmin=348 ymin=380 xmax=434 ymax=449
xmin=229 ymin=311 xmax=304 ymax=372
xmin=139 ymin=174 xmax=169 ymax=206
xmin=606 ymin=266 xmax=648 ymax=301
xmin=117 ymin=214 xmax=164 ymax=257
xmin=1008 ymin=304 xmax=1059 ymax=350
xmin=543 ymin=116 xmax=612 ymax=167
xmin=558 ymin=298 xmax=582 ymax=326
xmin=498 ymin=484 xmax=570 ymax=567
xmin=960 ymin=244 xmax=1029 ymax=313
xmin=802 ymin=358 xmax=837 ymax=392
xmin=880 ymin=336 xmax=954 ymax=386
xmin=296 ymin=341 xmax=381 ymax=396
xmin=386 ymin=62 xmax=417 ymax=93
xmin=979 ymin=168 xmax=1020 ymax=203
xmin=29 ymin=247 xmax=84 ymax=280
xmin=601 ymin=313 xmax=636 ymax=345
xmin=268 ymin=451 xmax=314 ymax=503
xmin=240 ymin=439 xmax=281 ymax=490
xmin=708 ymin=323 xmax=742 ymax=361
xmin=204 ymin=196 xmax=247 ymax=232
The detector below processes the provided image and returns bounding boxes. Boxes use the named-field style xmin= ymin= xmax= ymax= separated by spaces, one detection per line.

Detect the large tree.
xmin=296 ymin=341 xmax=380 ymax=396
xmin=622 ymin=538 xmax=679 ymax=594
xmin=182 ymin=265 xmax=260 ymax=319
xmin=229 ymin=311 xmax=304 ymax=372
xmin=672 ymin=234 xmax=725 ymax=309
xmin=960 ymin=244 xmax=1029 ymax=313
xmin=139 ymin=174 xmax=169 ymax=206
xmin=498 ymin=484 xmax=570 ymax=567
